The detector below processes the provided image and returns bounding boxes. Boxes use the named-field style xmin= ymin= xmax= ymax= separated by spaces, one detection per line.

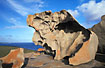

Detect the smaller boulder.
xmin=0 ymin=48 xmax=24 ymax=68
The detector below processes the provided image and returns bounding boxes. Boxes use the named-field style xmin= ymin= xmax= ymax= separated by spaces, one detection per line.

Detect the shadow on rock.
xmin=22 ymin=58 xmax=29 ymax=68
xmin=95 ymin=53 xmax=105 ymax=63
xmin=92 ymin=67 xmax=105 ymax=68
xmin=2 ymin=63 xmax=13 ymax=68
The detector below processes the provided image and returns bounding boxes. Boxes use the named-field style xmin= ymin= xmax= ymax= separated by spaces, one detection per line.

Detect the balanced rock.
xmin=0 ymin=48 xmax=24 ymax=68
xmin=27 ymin=10 xmax=98 ymax=65
xmin=90 ymin=15 xmax=105 ymax=54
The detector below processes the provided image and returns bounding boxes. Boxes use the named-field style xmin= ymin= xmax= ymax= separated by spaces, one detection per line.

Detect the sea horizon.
xmin=0 ymin=42 xmax=43 ymax=51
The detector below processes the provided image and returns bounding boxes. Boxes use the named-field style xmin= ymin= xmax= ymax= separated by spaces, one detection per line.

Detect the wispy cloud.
xmin=8 ymin=18 xmax=21 ymax=25
xmin=67 ymin=9 xmax=79 ymax=17
xmin=5 ymin=18 xmax=27 ymax=29
xmin=6 ymin=25 xmax=27 ymax=29
xmin=24 ymin=0 xmax=44 ymax=4
xmin=7 ymin=0 xmax=29 ymax=16
xmin=77 ymin=0 xmax=105 ymax=22
xmin=7 ymin=0 xmax=44 ymax=16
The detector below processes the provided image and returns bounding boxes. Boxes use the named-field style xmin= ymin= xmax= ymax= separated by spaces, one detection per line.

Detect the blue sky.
xmin=0 ymin=0 xmax=105 ymax=42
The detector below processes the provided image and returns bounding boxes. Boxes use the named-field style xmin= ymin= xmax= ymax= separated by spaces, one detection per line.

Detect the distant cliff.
xmin=90 ymin=15 xmax=105 ymax=54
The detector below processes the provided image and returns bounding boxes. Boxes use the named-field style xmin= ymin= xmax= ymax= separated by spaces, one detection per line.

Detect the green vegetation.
xmin=0 ymin=46 xmax=35 ymax=57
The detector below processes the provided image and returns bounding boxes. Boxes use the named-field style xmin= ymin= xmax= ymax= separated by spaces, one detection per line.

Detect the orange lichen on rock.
xmin=57 ymin=50 xmax=60 ymax=55
xmin=0 ymin=48 xmax=24 ymax=68
xmin=27 ymin=15 xmax=34 ymax=27
xmin=37 ymin=48 xmax=45 ymax=52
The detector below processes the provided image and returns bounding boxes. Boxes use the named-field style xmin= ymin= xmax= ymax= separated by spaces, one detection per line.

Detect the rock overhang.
xmin=27 ymin=10 xmax=84 ymax=31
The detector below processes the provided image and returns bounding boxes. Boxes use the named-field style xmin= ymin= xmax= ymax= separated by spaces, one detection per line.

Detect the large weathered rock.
xmin=27 ymin=10 xmax=98 ymax=65
xmin=90 ymin=15 xmax=105 ymax=54
xmin=0 ymin=48 xmax=24 ymax=68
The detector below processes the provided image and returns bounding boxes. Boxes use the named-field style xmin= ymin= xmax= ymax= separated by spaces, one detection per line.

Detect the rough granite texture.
xmin=27 ymin=10 xmax=98 ymax=65
xmin=90 ymin=15 xmax=105 ymax=54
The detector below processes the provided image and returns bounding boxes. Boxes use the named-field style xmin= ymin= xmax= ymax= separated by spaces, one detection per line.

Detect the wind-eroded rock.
xmin=27 ymin=10 xmax=98 ymax=65
xmin=0 ymin=48 xmax=24 ymax=68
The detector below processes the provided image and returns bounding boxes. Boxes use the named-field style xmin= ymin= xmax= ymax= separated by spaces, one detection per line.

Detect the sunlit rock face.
xmin=0 ymin=48 xmax=24 ymax=68
xmin=27 ymin=10 xmax=98 ymax=65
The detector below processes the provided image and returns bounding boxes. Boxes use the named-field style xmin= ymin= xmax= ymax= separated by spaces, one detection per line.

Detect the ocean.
xmin=0 ymin=42 xmax=43 ymax=51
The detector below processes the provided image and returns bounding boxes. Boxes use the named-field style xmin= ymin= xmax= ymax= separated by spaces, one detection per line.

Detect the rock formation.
xmin=90 ymin=15 xmax=105 ymax=54
xmin=27 ymin=10 xmax=98 ymax=65
xmin=0 ymin=48 xmax=24 ymax=68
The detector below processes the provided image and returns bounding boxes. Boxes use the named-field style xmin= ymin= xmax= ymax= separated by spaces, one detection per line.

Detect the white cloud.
xmin=7 ymin=0 xmax=44 ymax=16
xmin=6 ymin=18 xmax=27 ymax=29
xmin=7 ymin=0 xmax=29 ymax=16
xmin=24 ymin=0 xmax=44 ymax=4
xmin=77 ymin=0 xmax=105 ymax=22
xmin=67 ymin=9 xmax=79 ymax=17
